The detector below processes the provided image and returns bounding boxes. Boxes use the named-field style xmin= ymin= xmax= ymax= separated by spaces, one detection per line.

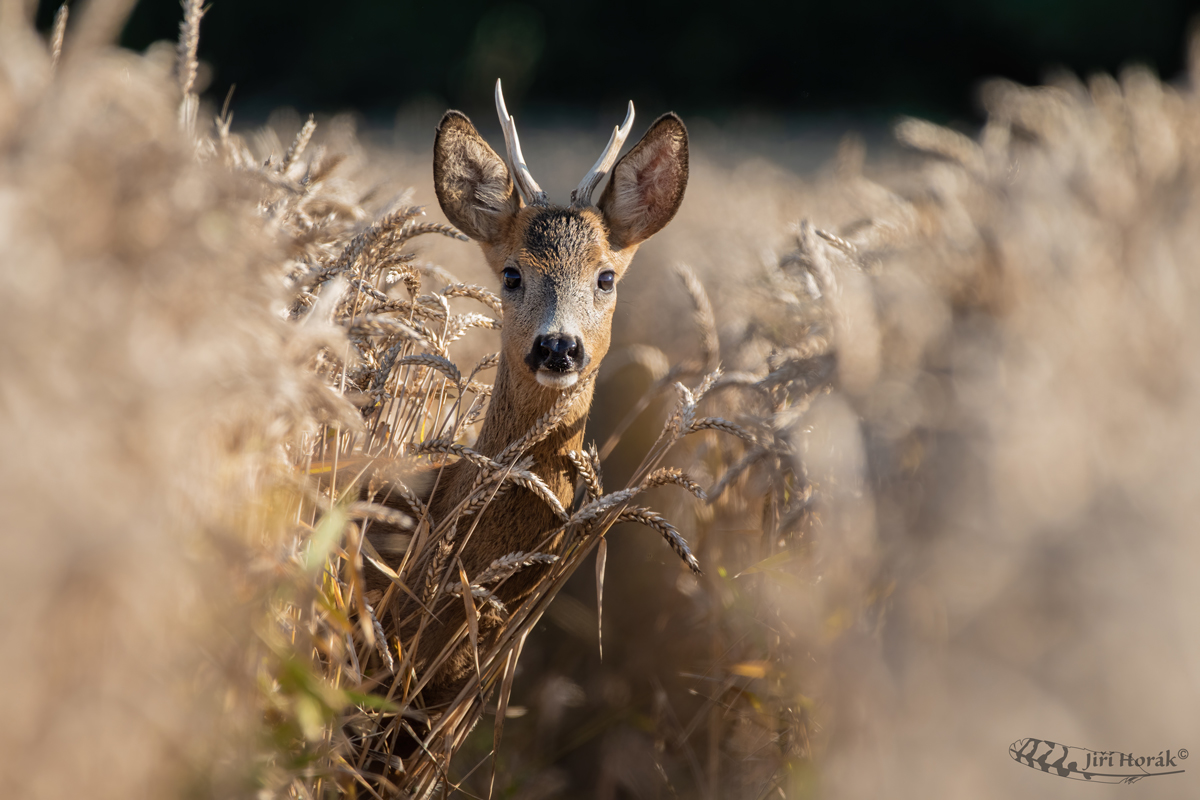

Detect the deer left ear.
xmin=597 ymin=113 xmax=688 ymax=250
xmin=433 ymin=111 xmax=519 ymax=244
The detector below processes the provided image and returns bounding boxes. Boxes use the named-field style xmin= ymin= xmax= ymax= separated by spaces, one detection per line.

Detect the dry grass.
xmin=0 ymin=8 xmax=335 ymax=799
xmin=557 ymin=48 xmax=1200 ymax=800
xmin=3 ymin=6 xmax=720 ymax=798
xmin=3 ymin=5 xmax=1200 ymax=800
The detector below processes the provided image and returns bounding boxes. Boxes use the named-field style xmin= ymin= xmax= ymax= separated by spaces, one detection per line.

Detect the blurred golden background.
xmin=3 ymin=1 xmax=1200 ymax=798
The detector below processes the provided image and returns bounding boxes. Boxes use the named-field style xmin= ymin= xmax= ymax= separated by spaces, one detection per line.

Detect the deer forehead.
xmin=506 ymin=207 xmax=611 ymax=278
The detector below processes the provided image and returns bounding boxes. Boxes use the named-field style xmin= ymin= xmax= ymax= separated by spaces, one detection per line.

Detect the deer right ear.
xmin=433 ymin=111 xmax=519 ymax=243
xmin=597 ymin=113 xmax=689 ymax=250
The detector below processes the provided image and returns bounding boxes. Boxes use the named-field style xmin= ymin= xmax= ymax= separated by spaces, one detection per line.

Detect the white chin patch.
xmin=536 ymin=370 xmax=579 ymax=390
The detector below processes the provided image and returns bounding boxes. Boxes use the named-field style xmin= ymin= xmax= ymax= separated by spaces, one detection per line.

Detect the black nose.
xmin=531 ymin=334 xmax=585 ymax=372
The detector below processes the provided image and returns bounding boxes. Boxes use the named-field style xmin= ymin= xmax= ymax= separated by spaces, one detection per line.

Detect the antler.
xmin=495 ymin=79 xmax=548 ymax=208
xmin=571 ymin=100 xmax=635 ymax=208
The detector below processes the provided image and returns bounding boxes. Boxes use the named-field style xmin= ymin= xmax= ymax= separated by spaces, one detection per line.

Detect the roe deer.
xmin=366 ymin=79 xmax=688 ymax=728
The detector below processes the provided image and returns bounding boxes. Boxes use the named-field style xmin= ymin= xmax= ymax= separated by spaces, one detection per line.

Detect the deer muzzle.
xmin=528 ymin=333 xmax=587 ymax=388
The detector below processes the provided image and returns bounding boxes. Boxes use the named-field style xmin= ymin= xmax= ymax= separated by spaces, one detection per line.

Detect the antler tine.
xmin=495 ymin=79 xmax=548 ymax=207
xmin=571 ymin=100 xmax=635 ymax=208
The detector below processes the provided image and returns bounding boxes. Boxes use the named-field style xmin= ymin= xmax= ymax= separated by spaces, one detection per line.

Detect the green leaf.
xmin=294 ymin=694 xmax=325 ymax=742
xmin=344 ymin=689 xmax=398 ymax=712
xmin=735 ymin=549 xmax=796 ymax=577
xmin=304 ymin=503 xmax=348 ymax=572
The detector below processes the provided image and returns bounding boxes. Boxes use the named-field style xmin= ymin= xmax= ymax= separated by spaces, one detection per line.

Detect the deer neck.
xmin=472 ymin=355 xmax=592 ymax=499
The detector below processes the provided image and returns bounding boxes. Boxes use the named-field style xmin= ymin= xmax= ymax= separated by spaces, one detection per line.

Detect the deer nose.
xmin=533 ymin=334 xmax=585 ymax=372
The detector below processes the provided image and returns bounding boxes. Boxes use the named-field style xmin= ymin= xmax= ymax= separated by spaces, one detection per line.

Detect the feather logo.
xmin=1010 ymin=738 xmax=1187 ymax=784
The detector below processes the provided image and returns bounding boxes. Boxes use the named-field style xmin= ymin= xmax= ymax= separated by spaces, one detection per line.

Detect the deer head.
xmin=433 ymin=80 xmax=688 ymax=394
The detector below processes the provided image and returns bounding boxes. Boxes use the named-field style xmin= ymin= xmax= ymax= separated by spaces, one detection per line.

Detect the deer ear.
xmin=597 ymin=113 xmax=688 ymax=249
xmin=433 ymin=111 xmax=519 ymax=243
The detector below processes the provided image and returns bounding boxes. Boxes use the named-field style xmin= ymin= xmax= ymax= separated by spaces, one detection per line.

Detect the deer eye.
xmin=502 ymin=267 xmax=521 ymax=290
xmin=597 ymin=270 xmax=616 ymax=292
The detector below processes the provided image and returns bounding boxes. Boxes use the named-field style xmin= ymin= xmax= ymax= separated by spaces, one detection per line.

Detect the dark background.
xmin=37 ymin=0 xmax=1200 ymax=125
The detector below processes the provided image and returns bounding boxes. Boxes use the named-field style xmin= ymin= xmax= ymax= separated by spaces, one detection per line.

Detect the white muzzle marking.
xmin=536 ymin=370 xmax=579 ymax=390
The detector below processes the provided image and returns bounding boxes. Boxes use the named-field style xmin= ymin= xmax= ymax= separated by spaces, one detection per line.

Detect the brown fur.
xmin=372 ymin=108 xmax=688 ymax=718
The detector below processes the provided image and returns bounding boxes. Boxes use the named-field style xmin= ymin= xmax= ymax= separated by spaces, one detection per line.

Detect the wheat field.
xmin=1 ymin=5 xmax=1198 ymax=799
